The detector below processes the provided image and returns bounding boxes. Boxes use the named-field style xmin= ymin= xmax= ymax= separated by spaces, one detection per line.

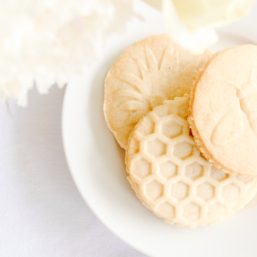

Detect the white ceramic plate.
xmin=62 ymin=1 xmax=257 ymax=256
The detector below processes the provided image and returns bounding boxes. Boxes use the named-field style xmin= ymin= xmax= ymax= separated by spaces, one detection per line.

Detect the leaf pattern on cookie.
xmin=117 ymin=90 xmax=142 ymax=100
xmin=116 ymin=72 xmax=147 ymax=94
xmin=145 ymin=46 xmax=158 ymax=72
xmin=158 ymin=44 xmax=179 ymax=71
xmin=121 ymin=101 xmax=142 ymax=112
xmin=115 ymin=43 xmax=179 ymax=124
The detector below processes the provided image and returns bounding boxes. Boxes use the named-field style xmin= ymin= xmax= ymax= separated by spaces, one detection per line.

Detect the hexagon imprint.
xmin=146 ymin=139 xmax=166 ymax=157
xmin=197 ymin=182 xmax=214 ymax=201
xmin=183 ymin=203 xmax=200 ymax=221
xmin=131 ymin=158 xmax=151 ymax=179
xmin=170 ymin=181 xmax=189 ymax=200
xmin=158 ymin=202 xmax=175 ymax=219
xmin=222 ymin=183 xmax=240 ymax=202
xmin=174 ymin=141 xmax=193 ymax=159
xmin=185 ymin=162 xmax=204 ymax=180
xmin=207 ymin=203 xmax=226 ymax=220
xmin=159 ymin=161 xmax=177 ymax=179
xmin=162 ymin=120 xmax=183 ymax=139
xmin=145 ymin=180 xmax=164 ymax=200
xmin=139 ymin=118 xmax=155 ymax=136
xmin=210 ymin=166 xmax=229 ymax=181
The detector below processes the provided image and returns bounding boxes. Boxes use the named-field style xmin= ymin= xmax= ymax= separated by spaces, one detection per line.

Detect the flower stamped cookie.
xmin=126 ymin=96 xmax=257 ymax=227
xmin=104 ymin=34 xmax=211 ymax=148
xmin=189 ymin=45 xmax=257 ymax=177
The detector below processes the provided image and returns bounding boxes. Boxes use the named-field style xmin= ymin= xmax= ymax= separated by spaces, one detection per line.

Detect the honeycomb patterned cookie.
xmin=126 ymin=96 xmax=257 ymax=227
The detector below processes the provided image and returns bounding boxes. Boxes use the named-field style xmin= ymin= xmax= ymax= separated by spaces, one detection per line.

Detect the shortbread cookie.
xmin=104 ymin=34 xmax=212 ymax=149
xmin=126 ymin=96 xmax=257 ymax=227
xmin=189 ymin=45 xmax=257 ymax=177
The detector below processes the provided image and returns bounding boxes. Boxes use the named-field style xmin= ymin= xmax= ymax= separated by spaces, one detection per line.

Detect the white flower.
xmin=0 ymin=0 xmax=134 ymax=106
xmin=162 ymin=0 xmax=254 ymax=54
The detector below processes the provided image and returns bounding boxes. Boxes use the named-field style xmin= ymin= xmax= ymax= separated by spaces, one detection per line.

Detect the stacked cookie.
xmin=104 ymin=35 xmax=257 ymax=227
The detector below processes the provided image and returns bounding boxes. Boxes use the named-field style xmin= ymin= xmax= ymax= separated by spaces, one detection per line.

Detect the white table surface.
xmin=0 ymin=86 xmax=146 ymax=257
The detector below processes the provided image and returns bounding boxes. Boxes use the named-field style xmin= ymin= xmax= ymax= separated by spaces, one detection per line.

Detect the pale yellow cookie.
xmin=189 ymin=44 xmax=257 ymax=177
xmin=126 ymin=96 xmax=257 ymax=227
xmin=104 ymin=34 xmax=212 ymax=149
